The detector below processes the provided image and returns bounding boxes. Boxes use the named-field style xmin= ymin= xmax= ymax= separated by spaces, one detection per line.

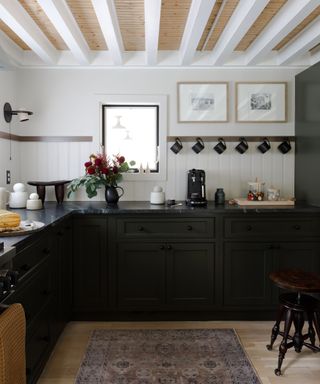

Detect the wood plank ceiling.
xmin=0 ymin=0 xmax=319 ymax=68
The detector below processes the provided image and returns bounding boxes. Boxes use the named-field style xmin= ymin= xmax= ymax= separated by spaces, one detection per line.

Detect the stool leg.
xmin=275 ymin=308 xmax=293 ymax=376
xmin=267 ymin=304 xmax=285 ymax=351
xmin=36 ymin=185 xmax=46 ymax=204
xmin=55 ymin=184 xmax=65 ymax=204
xmin=307 ymin=311 xmax=316 ymax=347
xmin=313 ymin=311 xmax=320 ymax=347
xmin=293 ymin=310 xmax=304 ymax=352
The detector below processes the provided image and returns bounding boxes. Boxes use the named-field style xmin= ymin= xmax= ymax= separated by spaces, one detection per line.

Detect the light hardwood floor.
xmin=38 ymin=321 xmax=320 ymax=384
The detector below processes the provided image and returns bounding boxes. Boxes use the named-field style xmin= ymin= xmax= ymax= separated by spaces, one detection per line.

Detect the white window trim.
xmin=95 ymin=94 xmax=167 ymax=181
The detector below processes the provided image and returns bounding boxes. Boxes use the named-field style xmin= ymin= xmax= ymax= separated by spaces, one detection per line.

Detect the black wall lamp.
xmin=3 ymin=102 xmax=33 ymax=123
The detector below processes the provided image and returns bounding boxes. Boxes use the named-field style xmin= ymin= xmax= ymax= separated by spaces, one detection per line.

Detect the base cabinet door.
xmin=117 ymin=243 xmax=166 ymax=308
xmin=273 ymin=242 xmax=320 ymax=272
xmin=223 ymin=243 xmax=273 ymax=307
xmin=72 ymin=216 xmax=108 ymax=313
xmin=166 ymin=243 xmax=215 ymax=307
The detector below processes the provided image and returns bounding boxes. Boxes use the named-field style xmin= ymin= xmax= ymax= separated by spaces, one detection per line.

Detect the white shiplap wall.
xmin=20 ymin=140 xmax=294 ymax=202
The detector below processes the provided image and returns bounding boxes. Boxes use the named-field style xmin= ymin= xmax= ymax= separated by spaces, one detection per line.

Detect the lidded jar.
xmin=150 ymin=185 xmax=165 ymax=205
xmin=215 ymin=188 xmax=225 ymax=205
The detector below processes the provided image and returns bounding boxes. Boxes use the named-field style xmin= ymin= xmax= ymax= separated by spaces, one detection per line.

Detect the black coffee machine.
xmin=186 ymin=169 xmax=207 ymax=207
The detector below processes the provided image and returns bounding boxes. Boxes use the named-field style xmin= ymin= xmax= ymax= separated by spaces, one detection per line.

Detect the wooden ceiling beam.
xmin=209 ymin=0 xmax=268 ymax=65
xmin=144 ymin=0 xmax=161 ymax=65
xmin=180 ymin=0 xmax=216 ymax=65
xmin=0 ymin=0 xmax=58 ymax=64
xmin=277 ymin=17 xmax=320 ymax=65
xmin=245 ymin=0 xmax=320 ymax=65
xmin=91 ymin=0 xmax=124 ymax=65
xmin=37 ymin=0 xmax=91 ymax=65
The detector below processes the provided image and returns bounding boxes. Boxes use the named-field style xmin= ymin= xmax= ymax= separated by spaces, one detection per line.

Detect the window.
xmin=103 ymin=105 xmax=159 ymax=172
xmin=99 ymin=94 xmax=167 ymax=181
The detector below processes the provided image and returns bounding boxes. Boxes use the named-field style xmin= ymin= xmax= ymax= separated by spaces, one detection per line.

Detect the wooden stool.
xmin=28 ymin=180 xmax=71 ymax=204
xmin=267 ymin=269 xmax=320 ymax=376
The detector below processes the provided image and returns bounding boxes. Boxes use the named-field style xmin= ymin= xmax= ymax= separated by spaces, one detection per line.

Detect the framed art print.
xmin=177 ymin=82 xmax=228 ymax=122
xmin=236 ymin=82 xmax=287 ymax=122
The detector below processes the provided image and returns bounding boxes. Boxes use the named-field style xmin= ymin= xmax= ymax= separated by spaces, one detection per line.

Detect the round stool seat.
xmin=270 ymin=269 xmax=320 ymax=293
xmin=267 ymin=269 xmax=320 ymax=376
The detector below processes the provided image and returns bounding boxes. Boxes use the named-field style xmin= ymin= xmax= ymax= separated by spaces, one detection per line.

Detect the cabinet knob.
xmin=21 ymin=264 xmax=30 ymax=272
xmin=160 ymin=245 xmax=165 ymax=250
xmin=187 ymin=225 xmax=193 ymax=231
xmin=294 ymin=225 xmax=301 ymax=230
xmin=42 ymin=248 xmax=50 ymax=255
xmin=57 ymin=231 xmax=63 ymax=237
xmin=167 ymin=245 xmax=172 ymax=250
xmin=138 ymin=226 xmax=144 ymax=232
xmin=246 ymin=225 xmax=253 ymax=231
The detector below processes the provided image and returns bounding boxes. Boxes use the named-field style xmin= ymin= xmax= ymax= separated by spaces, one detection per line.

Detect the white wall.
xmin=0 ymin=70 xmax=20 ymax=190
xmin=15 ymin=67 xmax=301 ymax=201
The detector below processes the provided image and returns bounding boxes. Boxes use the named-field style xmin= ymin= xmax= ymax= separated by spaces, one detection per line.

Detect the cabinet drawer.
xmin=117 ymin=217 xmax=215 ymax=239
xmin=13 ymin=236 xmax=51 ymax=281
xmin=224 ymin=217 xmax=320 ymax=239
xmin=5 ymin=261 xmax=53 ymax=325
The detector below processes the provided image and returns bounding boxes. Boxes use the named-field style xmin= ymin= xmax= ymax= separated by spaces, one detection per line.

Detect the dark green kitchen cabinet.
xmin=116 ymin=241 xmax=215 ymax=310
xmin=117 ymin=242 xmax=166 ymax=308
xmin=72 ymin=216 xmax=108 ymax=313
xmin=223 ymin=242 xmax=273 ymax=307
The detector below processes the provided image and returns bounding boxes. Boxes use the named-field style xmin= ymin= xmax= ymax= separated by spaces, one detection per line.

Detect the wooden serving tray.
xmin=0 ymin=221 xmax=45 ymax=236
xmin=234 ymin=198 xmax=295 ymax=206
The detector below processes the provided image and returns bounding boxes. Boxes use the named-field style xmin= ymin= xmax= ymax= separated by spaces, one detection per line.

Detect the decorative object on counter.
xmin=278 ymin=138 xmax=291 ymax=154
xmin=213 ymin=138 xmax=226 ymax=154
xmin=236 ymin=82 xmax=287 ymax=122
xmin=235 ymin=137 xmax=248 ymax=154
xmin=67 ymin=152 xmax=135 ymax=202
xmin=186 ymin=169 xmax=207 ymax=207
xmin=166 ymin=199 xmax=176 ymax=206
xmin=0 ymin=220 xmax=45 ymax=236
xmin=150 ymin=186 xmax=165 ymax=205
xmin=28 ymin=180 xmax=71 ymax=204
xmin=247 ymin=179 xmax=265 ymax=201
xmin=267 ymin=187 xmax=280 ymax=201
xmin=3 ymin=102 xmax=33 ymax=123
xmin=177 ymin=82 xmax=228 ymax=122
xmin=170 ymin=137 xmax=183 ymax=154
xmin=8 ymin=183 xmax=28 ymax=208
xmin=0 ymin=188 xmax=9 ymax=210
xmin=0 ymin=209 xmax=21 ymax=229
xmin=192 ymin=137 xmax=205 ymax=154
xmin=215 ymin=188 xmax=225 ymax=205
xmin=26 ymin=193 xmax=42 ymax=210
xmin=233 ymin=197 xmax=294 ymax=206
xmin=257 ymin=137 xmax=271 ymax=153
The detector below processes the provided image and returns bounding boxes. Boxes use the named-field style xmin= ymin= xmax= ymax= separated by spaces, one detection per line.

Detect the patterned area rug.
xmin=75 ymin=329 xmax=261 ymax=384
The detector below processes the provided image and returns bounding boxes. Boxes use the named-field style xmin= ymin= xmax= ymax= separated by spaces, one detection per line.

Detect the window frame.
xmin=97 ymin=94 xmax=167 ymax=182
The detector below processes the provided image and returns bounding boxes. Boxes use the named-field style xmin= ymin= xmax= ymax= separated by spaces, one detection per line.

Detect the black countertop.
xmin=1 ymin=200 xmax=320 ymax=261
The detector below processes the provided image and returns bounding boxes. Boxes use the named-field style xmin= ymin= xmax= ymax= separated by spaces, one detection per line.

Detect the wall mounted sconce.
xmin=235 ymin=137 xmax=248 ymax=154
xmin=3 ymin=102 xmax=33 ymax=123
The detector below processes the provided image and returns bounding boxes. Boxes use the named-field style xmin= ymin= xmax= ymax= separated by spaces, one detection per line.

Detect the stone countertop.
xmin=1 ymin=200 xmax=320 ymax=261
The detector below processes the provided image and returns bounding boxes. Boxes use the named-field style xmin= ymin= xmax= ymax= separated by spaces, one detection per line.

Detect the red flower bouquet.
xmin=68 ymin=153 xmax=134 ymax=198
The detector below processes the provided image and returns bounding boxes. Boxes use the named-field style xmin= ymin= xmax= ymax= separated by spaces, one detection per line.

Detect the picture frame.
xmin=177 ymin=82 xmax=228 ymax=122
xmin=236 ymin=82 xmax=287 ymax=122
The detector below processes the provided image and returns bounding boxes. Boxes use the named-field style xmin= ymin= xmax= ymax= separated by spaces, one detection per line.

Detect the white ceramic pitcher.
xmin=0 ymin=187 xmax=9 ymax=209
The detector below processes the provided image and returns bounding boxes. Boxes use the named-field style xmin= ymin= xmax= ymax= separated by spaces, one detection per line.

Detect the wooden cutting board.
xmin=234 ymin=198 xmax=295 ymax=206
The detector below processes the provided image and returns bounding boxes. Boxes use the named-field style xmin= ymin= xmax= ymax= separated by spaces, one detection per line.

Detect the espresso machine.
xmin=186 ymin=169 xmax=207 ymax=207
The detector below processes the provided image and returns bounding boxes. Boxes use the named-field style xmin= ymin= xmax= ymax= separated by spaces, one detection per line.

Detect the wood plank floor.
xmin=38 ymin=321 xmax=320 ymax=384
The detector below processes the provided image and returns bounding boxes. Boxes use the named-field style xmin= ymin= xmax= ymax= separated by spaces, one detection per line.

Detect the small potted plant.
xmin=67 ymin=152 xmax=135 ymax=204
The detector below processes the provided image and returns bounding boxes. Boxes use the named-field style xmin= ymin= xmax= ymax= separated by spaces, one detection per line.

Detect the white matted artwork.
xmin=178 ymin=82 xmax=228 ymax=122
xmin=236 ymin=82 xmax=287 ymax=122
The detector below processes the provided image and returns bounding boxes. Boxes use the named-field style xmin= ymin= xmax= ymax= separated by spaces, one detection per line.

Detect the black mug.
xmin=278 ymin=139 xmax=291 ymax=154
xmin=214 ymin=138 xmax=226 ymax=154
xmin=192 ymin=137 xmax=205 ymax=154
xmin=235 ymin=137 xmax=248 ymax=154
xmin=170 ymin=138 xmax=183 ymax=154
xmin=257 ymin=137 xmax=271 ymax=154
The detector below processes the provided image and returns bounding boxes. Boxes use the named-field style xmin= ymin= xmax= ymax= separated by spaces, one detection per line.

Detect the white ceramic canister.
xmin=150 ymin=186 xmax=165 ymax=205
xmin=0 ymin=187 xmax=9 ymax=209
xmin=9 ymin=183 xmax=28 ymax=208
